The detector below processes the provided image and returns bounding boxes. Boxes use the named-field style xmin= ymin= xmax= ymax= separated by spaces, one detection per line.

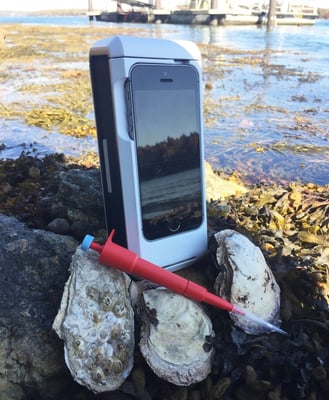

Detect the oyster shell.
xmin=138 ymin=287 xmax=214 ymax=386
xmin=212 ymin=229 xmax=281 ymax=335
xmin=53 ymin=247 xmax=134 ymax=393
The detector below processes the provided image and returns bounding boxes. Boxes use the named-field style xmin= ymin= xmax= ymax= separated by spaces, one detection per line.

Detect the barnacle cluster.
xmin=53 ymin=247 xmax=135 ymax=393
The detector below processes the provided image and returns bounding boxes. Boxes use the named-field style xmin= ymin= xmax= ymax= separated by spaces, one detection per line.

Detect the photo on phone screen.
xmin=129 ymin=63 xmax=203 ymax=241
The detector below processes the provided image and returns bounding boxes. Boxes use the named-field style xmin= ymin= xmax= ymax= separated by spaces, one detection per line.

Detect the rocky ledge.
xmin=0 ymin=154 xmax=328 ymax=400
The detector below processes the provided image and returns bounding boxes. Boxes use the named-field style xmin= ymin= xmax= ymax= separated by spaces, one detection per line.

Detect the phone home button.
xmin=168 ymin=218 xmax=181 ymax=233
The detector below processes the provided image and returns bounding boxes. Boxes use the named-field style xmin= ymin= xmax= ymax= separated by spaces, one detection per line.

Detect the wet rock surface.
xmin=50 ymin=168 xmax=105 ymax=235
xmin=0 ymin=153 xmax=106 ymax=240
xmin=0 ymin=154 xmax=329 ymax=399
xmin=1 ymin=21 xmax=328 ymax=399
xmin=0 ymin=214 xmax=79 ymax=400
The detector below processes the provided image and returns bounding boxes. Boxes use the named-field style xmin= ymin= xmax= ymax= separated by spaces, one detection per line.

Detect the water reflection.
xmin=0 ymin=120 xmax=97 ymax=159
xmin=147 ymin=21 xmax=329 ymax=56
xmin=0 ymin=17 xmax=328 ymax=185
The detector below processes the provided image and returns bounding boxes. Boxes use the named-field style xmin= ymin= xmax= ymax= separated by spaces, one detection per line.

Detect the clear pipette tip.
xmin=231 ymin=305 xmax=288 ymax=336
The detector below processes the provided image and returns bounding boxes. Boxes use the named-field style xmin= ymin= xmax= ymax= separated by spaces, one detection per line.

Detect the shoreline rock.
xmin=205 ymin=161 xmax=248 ymax=201
xmin=0 ymin=214 xmax=79 ymax=400
xmin=1 ymin=156 xmax=328 ymax=399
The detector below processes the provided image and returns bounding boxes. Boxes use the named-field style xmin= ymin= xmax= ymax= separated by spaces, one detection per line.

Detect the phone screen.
xmin=129 ymin=63 xmax=203 ymax=240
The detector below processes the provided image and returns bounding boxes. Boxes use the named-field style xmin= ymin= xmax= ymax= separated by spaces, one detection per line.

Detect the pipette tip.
xmin=231 ymin=305 xmax=288 ymax=336
xmin=80 ymin=233 xmax=288 ymax=336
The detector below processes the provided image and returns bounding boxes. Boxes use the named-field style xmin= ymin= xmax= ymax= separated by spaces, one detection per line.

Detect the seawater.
xmin=0 ymin=15 xmax=328 ymax=185
xmin=141 ymin=168 xmax=201 ymax=218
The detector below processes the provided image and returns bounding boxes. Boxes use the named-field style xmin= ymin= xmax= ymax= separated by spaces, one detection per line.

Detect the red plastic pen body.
xmin=89 ymin=230 xmax=234 ymax=313
xmin=85 ymin=232 xmax=288 ymax=335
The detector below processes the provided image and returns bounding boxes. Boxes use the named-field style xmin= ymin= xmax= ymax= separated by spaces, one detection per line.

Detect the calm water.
xmin=0 ymin=15 xmax=328 ymax=185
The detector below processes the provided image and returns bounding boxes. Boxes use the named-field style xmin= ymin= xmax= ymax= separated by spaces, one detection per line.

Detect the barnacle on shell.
xmin=92 ymin=367 xmax=105 ymax=384
xmin=113 ymin=302 xmax=126 ymax=317
xmin=53 ymin=247 xmax=135 ymax=393
xmin=107 ymin=357 xmax=124 ymax=373
xmin=85 ymin=286 xmax=100 ymax=301
xmin=100 ymin=294 xmax=114 ymax=311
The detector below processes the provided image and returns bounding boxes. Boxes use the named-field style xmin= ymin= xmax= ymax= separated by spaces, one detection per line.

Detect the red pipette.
xmin=81 ymin=230 xmax=287 ymax=335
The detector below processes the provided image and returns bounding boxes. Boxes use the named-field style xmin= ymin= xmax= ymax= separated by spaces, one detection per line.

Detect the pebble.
xmin=70 ymin=220 xmax=93 ymax=239
xmin=47 ymin=218 xmax=70 ymax=234
xmin=0 ymin=182 xmax=12 ymax=195
xmin=28 ymin=166 xmax=41 ymax=179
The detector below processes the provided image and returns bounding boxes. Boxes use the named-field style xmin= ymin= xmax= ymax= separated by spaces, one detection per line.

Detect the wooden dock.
xmin=94 ymin=8 xmax=318 ymax=26
xmin=87 ymin=0 xmax=319 ymax=26
xmin=86 ymin=10 xmax=101 ymax=22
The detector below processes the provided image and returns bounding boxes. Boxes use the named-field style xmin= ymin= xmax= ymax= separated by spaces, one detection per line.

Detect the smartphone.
xmin=90 ymin=36 xmax=207 ymax=271
xmin=128 ymin=63 xmax=203 ymax=240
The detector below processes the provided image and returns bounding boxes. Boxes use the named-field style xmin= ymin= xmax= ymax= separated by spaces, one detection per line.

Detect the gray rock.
xmin=70 ymin=220 xmax=95 ymax=240
xmin=47 ymin=217 xmax=71 ymax=234
xmin=0 ymin=213 xmax=79 ymax=400
xmin=51 ymin=169 xmax=105 ymax=228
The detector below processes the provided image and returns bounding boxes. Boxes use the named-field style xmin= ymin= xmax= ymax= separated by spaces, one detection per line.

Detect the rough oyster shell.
xmin=138 ymin=287 xmax=214 ymax=386
xmin=53 ymin=247 xmax=134 ymax=393
xmin=212 ymin=229 xmax=281 ymax=335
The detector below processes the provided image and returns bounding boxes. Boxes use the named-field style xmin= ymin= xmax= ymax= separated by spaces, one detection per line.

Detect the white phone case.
xmin=89 ymin=36 xmax=207 ymax=271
